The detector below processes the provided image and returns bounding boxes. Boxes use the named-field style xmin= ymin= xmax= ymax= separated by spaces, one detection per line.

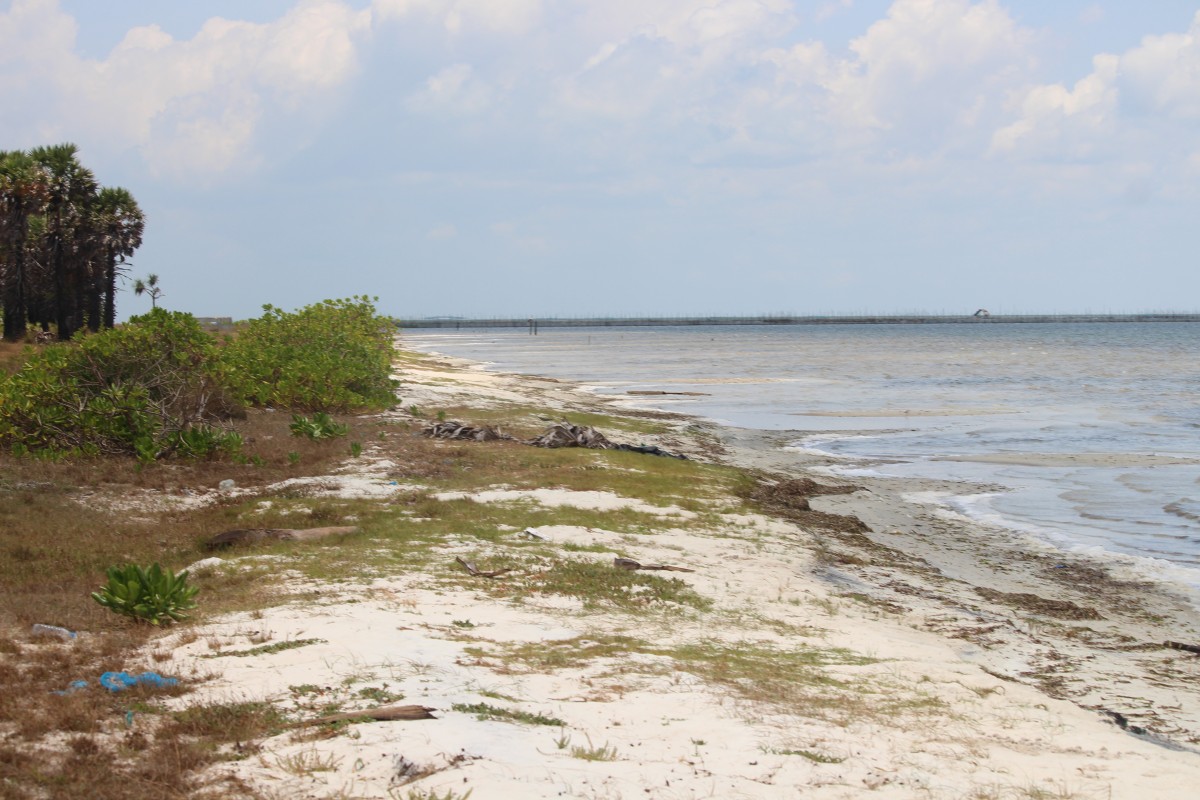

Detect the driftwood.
xmin=528 ymin=422 xmax=686 ymax=459
xmin=204 ymin=526 xmax=359 ymax=551
xmin=293 ymin=704 xmax=437 ymax=727
xmin=528 ymin=422 xmax=613 ymax=449
xmin=455 ymin=556 xmax=513 ymax=579
xmin=423 ymin=421 xmax=509 ymax=442
xmin=613 ymin=557 xmax=695 ymax=573
xmin=1165 ymin=640 xmax=1200 ymax=655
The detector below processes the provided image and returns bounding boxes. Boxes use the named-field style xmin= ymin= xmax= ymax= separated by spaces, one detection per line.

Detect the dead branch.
xmin=613 ymin=556 xmax=695 ymax=573
xmin=455 ymin=556 xmax=513 ymax=578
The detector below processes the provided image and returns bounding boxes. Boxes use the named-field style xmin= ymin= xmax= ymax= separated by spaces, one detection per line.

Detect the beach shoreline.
xmin=150 ymin=345 xmax=1200 ymax=798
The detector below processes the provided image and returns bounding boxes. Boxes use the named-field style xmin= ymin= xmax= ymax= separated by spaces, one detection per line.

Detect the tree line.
xmin=0 ymin=143 xmax=144 ymax=341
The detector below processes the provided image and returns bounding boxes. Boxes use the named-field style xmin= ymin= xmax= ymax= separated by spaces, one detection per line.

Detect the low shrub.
xmin=221 ymin=296 xmax=397 ymax=412
xmin=91 ymin=563 xmax=199 ymax=625
xmin=0 ymin=309 xmax=236 ymax=460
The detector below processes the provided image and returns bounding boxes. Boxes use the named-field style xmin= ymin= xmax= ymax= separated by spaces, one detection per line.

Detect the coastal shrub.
xmin=221 ymin=296 xmax=397 ymax=412
xmin=289 ymin=411 xmax=347 ymax=440
xmin=91 ymin=563 xmax=199 ymax=625
xmin=0 ymin=309 xmax=237 ymax=460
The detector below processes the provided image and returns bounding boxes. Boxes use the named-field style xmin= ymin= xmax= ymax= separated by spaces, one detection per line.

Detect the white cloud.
xmin=990 ymin=54 xmax=1118 ymax=155
xmin=372 ymin=0 xmax=543 ymax=35
xmin=1119 ymin=11 xmax=1200 ymax=119
xmin=408 ymin=63 xmax=494 ymax=114
xmin=0 ymin=0 xmax=370 ymax=178
xmin=990 ymin=11 xmax=1200 ymax=161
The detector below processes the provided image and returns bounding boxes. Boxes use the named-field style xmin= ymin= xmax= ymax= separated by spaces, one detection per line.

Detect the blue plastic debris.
xmin=52 ymin=680 xmax=89 ymax=696
xmin=99 ymin=671 xmax=178 ymax=692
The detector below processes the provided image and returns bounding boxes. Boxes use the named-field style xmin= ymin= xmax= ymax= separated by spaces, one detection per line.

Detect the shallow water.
xmin=405 ymin=323 xmax=1200 ymax=585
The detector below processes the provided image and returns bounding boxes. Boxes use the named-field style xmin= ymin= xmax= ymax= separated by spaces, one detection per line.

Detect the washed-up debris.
xmin=31 ymin=623 xmax=76 ymax=641
xmin=529 ymin=422 xmax=686 ymax=459
xmin=204 ymin=526 xmax=359 ymax=550
xmin=423 ymin=420 xmax=509 ymax=441
xmin=218 ymin=479 xmax=236 ymax=491
xmin=1165 ymin=640 xmax=1200 ymax=655
xmin=1103 ymin=709 xmax=1147 ymax=735
xmin=293 ymin=703 xmax=437 ymax=727
xmin=522 ymin=528 xmax=547 ymax=540
xmin=100 ymin=671 xmax=178 ymax=692
xmin=528 ymin=422 xmax=613 ymax=449
xmin=57 ymin=671 xmax=179 ymax=695
xmin=424 ymin=419 xmax=686 ymax=458
xmin=455 ymin=556 xmax=513 ymax=579
xmin=613 ymin=557 xmax=695 ymax=573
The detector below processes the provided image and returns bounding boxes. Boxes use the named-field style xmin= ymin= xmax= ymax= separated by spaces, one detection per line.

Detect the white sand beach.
xmin=140 ymin=349 xmax=1200 ymax=799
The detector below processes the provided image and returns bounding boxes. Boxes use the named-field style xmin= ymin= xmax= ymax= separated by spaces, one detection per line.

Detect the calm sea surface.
xmin=404 ymin=323 xmax=1200 ymax=588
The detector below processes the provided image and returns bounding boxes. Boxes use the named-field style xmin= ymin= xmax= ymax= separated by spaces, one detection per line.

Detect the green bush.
xmin=0 ymin=309 xmax=238 ymax=460
xmin=289 ymin=411 xmax=347 ymax=440
xmin=221 ymin=296 xmax=397 ymax=412
xmin=91 ymin=563 xmax=199 ymax=625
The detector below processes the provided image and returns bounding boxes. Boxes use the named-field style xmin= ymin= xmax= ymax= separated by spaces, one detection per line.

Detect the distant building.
xmin=973 ymin=308 xmax=991 ymax=317
xmin=195 ymin=316 xmax=234 ymax=330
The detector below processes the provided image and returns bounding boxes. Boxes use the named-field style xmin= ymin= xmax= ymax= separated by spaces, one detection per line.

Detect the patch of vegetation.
xmin=452 ymin=701 xmax=566 ymax=727
xmin=204 ymin=637 xmax=325 ymax=658
xmin=91 ymin=562 xmax=198 ymax=625
xmin=765 ymin=747 xmax=845 ymax=763
xmin=221 ymin=296 xmax=397 ymax=412
xmin=461 ymin=555 xmax=711 ymax=612
xmin=0 ymin=309 xmax=238 ymax=461
xmin=289 ymin=411 xmax=348 ymax=440
xmin=568 ymin=735 xmax=619 ymax=761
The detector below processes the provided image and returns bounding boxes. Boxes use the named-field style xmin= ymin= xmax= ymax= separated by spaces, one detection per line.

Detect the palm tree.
xmin=29 ymin=143 xmax=98 ymax=340
xmin=0 ymin=150 xmax=49 ymax=341
xmin=90 ymin=187 xmax=145 ymax=330
xmin=133 ymin=273 xmax=163 ymax=308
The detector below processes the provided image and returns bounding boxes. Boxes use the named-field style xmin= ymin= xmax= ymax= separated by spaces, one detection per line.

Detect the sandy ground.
xmin=146 ymin=349 xmax=1200 ymax=799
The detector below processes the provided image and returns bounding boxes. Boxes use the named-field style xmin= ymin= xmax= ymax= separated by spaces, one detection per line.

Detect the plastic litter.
xmin=218 ymin=479 xmax=236 ymax=491
xmin=31 ymin=623 xmax=76 ymax=641
xmin=52 ymin=680 xmax=89 ymax=695
xmin=99 ymin=671 xmax=179 ymax=692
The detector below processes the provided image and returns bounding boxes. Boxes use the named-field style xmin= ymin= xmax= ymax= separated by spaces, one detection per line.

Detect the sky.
xmin=3 ymin=0 xmax=1200 ymax=320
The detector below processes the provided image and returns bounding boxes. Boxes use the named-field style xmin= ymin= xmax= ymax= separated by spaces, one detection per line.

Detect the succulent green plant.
xmin=91 ymin=563 xmax=199 ymax=625
xmin=289 ymin=412 xmax=348 ymax=440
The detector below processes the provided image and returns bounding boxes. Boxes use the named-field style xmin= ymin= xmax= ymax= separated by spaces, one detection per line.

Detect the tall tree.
xmin=90 ymin=187 xmax=145 ymax=330
xmin=0 ymin=151 xmax=49 ymax=341
xmin=0 ymin=144 xmax=142 ymax=340
xmin=29 ymin=143 xmax=99 ymax=340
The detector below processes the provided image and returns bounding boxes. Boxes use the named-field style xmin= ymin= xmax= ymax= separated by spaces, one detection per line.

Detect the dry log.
xmin=613 ymin=557 xmax=695 ymax=573
xmin=528 ymin=422 xmax=686 ymax=459
xmin=204 ymin=526 xmax=359 ymax=550
xmin=1165 ymin=640 xmax=1200 ymax=655
xmin=528 ymin=422 xmax=613 ymax=449
xmin=423 ymin=421 xmax=508 ymax=442
xmin=455 ymin=556 xmax=513 ymax=579
xmin=293 ymin=704 xmax=437 ymax=727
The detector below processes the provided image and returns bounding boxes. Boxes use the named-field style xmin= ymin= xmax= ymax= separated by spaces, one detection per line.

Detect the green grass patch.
xmin=203 ymin=637 xmax=325 ymax=658
xmin=455 ymin=555 xmax=712 ymax=612
xmin=452 ymin=701 xmax=566 ymax=727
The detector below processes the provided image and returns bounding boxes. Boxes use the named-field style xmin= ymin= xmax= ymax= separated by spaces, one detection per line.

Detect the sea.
xmin=404 ymin=322 xmax=1200 ymax=593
